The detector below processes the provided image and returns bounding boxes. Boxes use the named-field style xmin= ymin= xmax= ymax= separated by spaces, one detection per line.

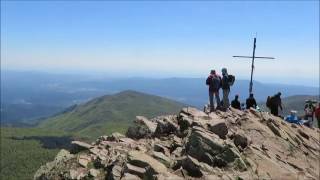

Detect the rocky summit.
xmin=34 ymin=107 xmax=320 ymax=180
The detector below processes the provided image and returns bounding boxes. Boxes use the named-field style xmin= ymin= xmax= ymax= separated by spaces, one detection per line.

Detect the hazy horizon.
xmin=2 ymin=69 xmax=319 ymax=88
xmin=1 ymin=1 xmax=319 ymax=87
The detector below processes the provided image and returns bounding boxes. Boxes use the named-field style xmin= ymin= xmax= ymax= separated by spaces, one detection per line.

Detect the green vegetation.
xmin=39 ymin=90 xmax=185 ymax=140
xmin=0 ymin=91 xmax=186 ymax=179
xmin=0 ymin=127 xmax=68 ymax=180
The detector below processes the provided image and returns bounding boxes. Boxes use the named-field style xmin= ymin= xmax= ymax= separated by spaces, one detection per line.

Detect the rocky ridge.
xmin=34 ymin=107 xmax=320 ymax=180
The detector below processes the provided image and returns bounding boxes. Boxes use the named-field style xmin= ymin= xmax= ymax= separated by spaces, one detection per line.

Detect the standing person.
xmin=206 ymin=70 xmax=221 ymax=112
xmin=221 ymin=68 xmax=230 ymax=110
xmin=231 ymin=94 xmax=241 ymax=110
xmin=246 ymin=93 xmax=257 ymax=109
xmin=269 ymin=92 xmax=283 ymax=116
xmin=314 ymin=102 xmax=320 ymax=128
xmin=304 ymin=101 xmax=315 ymax=124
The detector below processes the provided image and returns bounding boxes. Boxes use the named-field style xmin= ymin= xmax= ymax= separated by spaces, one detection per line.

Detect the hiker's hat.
xmin=290 ymin=110 xmax=297 ymax=114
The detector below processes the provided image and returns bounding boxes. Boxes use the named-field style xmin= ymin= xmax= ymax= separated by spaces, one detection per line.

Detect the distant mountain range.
xmin=1 ymin=71 xmax=318 ymax=125
xmin=38 ymin=90 xmax=186 ymax=139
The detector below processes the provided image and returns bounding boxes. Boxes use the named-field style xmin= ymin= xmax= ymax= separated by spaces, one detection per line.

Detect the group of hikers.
xmin=206 ymin=68 xmax=320 ymax=128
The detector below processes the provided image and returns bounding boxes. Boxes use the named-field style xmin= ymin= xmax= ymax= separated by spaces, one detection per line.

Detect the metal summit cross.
xmin=233 ymin=37 xmax=275 ymax=95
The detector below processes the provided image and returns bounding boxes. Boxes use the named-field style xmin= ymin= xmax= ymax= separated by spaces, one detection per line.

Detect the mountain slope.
xmin=35 ymin=107 xmax=320 ymax=180
xmin=38 ymin=90 xmax=186 ymax=139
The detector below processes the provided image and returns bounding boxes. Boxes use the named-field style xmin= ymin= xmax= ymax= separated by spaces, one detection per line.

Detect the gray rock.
xmin=178 ymin=116 xmax=193 ymax=132
xmin=125 ymin=163 xmax=146 ymax=178
xmin=154 ymin=143 xmax=170 ymax=156
xmin=121 ymin=173 xmax=141 ymax=180
xmin=154 ymin=118 xmax=178 ymax=136
xmin=78 ymin=154 xmax=91 ymax=168
xmin=208 ymin=119 xmax=228 ymax=139
xmin=233 ymin=133 xmax=248 ymax=149
xmin=128 ymin=151 xmax=167 ymax=175
xmin=136 ymin=116 xmax=157 ymax=133
xmin=180 ymin=156 xmax=203 ymax=177
xmin=171 ymin=147 xmax=184 ymax=158
xmin=266 ymin=120 xmax=281 ymax=137
xmin=181 ymin=107 xmax=208 ymax=118
xmin=89 ymin=168 xmax=100 ymax=177
xmin=108 ymin=165 xmax=123 ymax=180
xmin=152 ymin=151 xmax=171 ymax=167
xmin=154 ymin=172 xmax=184 ymax=180
xmin=298 ymin=129 xmax=309 ymax=140
xmin=34 ymin=149 xmax=75 ymax=179
xmin=69 ymin=168 xmax=87 ymax=180
xmin=71 ymin=141 xmax=92 ymax=154
xmin=126 ymin=125 xmax=151 ymax=139
xmin=107 ymin=132 xmax=126 ymax=142
xmin=186 ymin=127 xmax=224 ymax=159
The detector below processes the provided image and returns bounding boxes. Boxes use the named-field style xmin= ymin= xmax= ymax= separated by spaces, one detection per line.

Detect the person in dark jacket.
xmin=315 ymin=102 xmax=320 ymax=128
xmin=206 ymin=70 xmax=221 ymax=112
xmin=231 ymin=94 xmax=241 ymax=110
xmin=221 ymin=68 xmax=230 ymax=110
xmin=246 ymin=93 xmax=257 ymax=109
xmin=269 ymin=92 xmax=283 ymax=116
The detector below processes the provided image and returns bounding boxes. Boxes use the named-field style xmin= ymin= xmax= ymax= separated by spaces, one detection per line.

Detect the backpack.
xmin=206 ymin=77 xmax=210 ymax=85
xmin=221 ymin=75 xmax=229 ymax=89
xmin=211 ymin=75 xmax=221 ymax=90
xmin=266 ymin=96 xmax=271 ymax=108
xmin=228 ymin=75 xmax=235 ymax=86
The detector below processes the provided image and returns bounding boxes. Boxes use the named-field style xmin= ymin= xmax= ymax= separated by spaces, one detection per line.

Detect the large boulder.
xmin=124 ymin=163 xmax=146 ymax=178
xmin=136 ymin=116 xmax=157 ymax=133
xmin=34 ymin=149 xmax=75 ymax=180
xmin=186 ymin=127 xmax=240 ymax=167
xmin=154 ymin=117 xmax=178 ymax=136
xmin=126 ymin=116 xmax=157 ymax=139
xmin=70 ymin=141 xmax=92 ymax=154
xmin=177 ymin=156 xmax=203 ymax=177
xmin=178 ymin=116 xmax=193 ymax=132
xmin=208 ymin=119 xmax=228 ymax=139
xmin=128 ymin=151 xmax=167 ymax=176
xmin=233 ymin=132 xmax=248 ymax=149
xmin=181 ymin=107 xmax=208 ymax=118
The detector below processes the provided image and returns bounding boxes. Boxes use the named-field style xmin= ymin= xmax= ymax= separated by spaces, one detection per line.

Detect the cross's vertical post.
xmin=233 ymin=37 xmax=275 ymax=95
xmin=249 ymin=38 xmax=256 ymax=94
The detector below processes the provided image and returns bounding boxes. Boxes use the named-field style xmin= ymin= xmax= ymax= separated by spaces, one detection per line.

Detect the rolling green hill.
xmin=38 ymin=90 xmax=186 ymax=139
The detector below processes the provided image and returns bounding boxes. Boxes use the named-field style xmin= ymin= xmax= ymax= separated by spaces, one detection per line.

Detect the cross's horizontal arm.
xmin=233 ymin=56 xmax=275 ymax=59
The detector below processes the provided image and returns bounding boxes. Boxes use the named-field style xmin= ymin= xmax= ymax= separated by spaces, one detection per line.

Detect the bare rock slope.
xmin=34 ymin=107 xmax=320 ymax=180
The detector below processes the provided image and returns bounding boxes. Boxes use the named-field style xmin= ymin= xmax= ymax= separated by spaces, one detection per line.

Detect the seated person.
xmin=246 ymin=93 xmax=257 ymax=109
xmin=285 ymin=110 xmax=300 ymax=124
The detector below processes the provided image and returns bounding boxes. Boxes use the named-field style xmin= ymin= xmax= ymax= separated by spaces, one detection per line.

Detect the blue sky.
xmin=1 ymin=1 xmax=319 ymax=86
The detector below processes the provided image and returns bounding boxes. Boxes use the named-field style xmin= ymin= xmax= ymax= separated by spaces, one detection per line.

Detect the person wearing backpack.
xmin=315 ymin=102 xmax=320 ymax=128
xmin=206 ymin=70 xmax=221 ymax=112
xmin=269 ymin=92 xmax=283 ymax=117
xmin=221 ymin=68 xmax=230 ymax=110
xmin=304 ymin=101 xmax=315 ymax=124
xmin=246 ymin=93 xmax=257 ymax=109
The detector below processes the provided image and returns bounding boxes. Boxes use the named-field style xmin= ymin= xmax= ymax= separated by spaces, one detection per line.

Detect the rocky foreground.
xmin=34 ymin=107 xmax=320 ymax=180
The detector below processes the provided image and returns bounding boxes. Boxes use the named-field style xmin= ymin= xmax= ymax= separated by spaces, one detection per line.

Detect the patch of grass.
xmin=0 ymin=127 xmax=70 ymax=180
